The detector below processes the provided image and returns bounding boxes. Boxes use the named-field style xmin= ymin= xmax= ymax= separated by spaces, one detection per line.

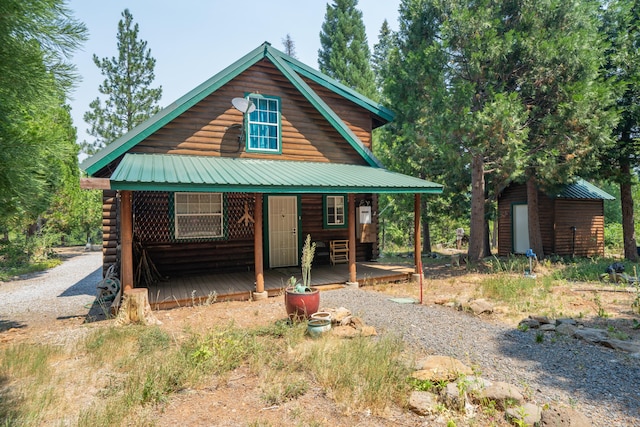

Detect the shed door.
xmin=513 ymin=204 xmax=529 ymax=254
xmin=268 ymin=196 xmax=298 ymax=268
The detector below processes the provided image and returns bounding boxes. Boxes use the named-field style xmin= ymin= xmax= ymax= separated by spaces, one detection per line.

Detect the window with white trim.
xmin=174 ymin=193 xmax=223 ymax=239
xmin=247 ymin=95 xmax=280 ymax=152
xmin=325 ymin=195 xmax=346 ymax=227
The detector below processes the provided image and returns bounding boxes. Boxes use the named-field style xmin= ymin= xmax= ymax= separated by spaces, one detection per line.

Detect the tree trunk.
xmin=620 ymin=160 xmax=638 ymax=261
xmin=468 ymin=153 xmax=485 ymax=261
xmin=526 ymin=175 xmax=545 ymax=259
xmin=115 ymin=288 xmax=161 ymax=326
xmin=421 ymin=197 xmax=431 ymax=254
xmin=483 ymin=217 xmax=492 ymax=257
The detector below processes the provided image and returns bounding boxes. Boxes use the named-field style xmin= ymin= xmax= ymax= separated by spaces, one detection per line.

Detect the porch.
xmin=147 ymin=261 xmax=414 ymax=309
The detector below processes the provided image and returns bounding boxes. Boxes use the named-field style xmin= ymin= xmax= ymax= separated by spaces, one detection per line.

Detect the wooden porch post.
xmin=414 ymin=194 xmax=422 ymax=275
xmin=120 ymin=190 xmax=134 ymax=291
xmin=253 ymin=193 xmax=267 ymax=300
xmin=348 ymin=193 xmax=357 ymax=283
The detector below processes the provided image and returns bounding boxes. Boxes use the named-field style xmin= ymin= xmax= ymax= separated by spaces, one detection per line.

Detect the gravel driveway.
xmin=322 ymin=287 xmax=640 ymax=427
xmin=2 ymin=253 xmax=639 ymax=426
xmin=0 ymin=251 xmax=102 ymax=329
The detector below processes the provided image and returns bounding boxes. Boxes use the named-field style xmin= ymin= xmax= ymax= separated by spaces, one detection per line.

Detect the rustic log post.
xmin=348 ymin=193 xmax=357 ymax=284
xmin=120 ymin=190 xmax=134 ymax=291
xmin=253 ymin=193 xmax=267 ymax=300
xmin=115 ymin=288 xmax=161 ymax=326
xmin=414 ymin=194 xmax=422 ymax=275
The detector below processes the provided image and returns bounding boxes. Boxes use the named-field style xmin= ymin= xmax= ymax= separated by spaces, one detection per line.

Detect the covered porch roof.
xmin=110 ymin=153 xmax=444 ymax=194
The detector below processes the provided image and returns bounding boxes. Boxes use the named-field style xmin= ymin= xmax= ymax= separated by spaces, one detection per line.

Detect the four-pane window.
xmin=174 ymin=193 xmax=223 ymax=239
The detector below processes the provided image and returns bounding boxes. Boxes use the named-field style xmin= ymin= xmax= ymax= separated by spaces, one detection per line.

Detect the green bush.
xmin=604 ymin=222 xmax=623 ymax=251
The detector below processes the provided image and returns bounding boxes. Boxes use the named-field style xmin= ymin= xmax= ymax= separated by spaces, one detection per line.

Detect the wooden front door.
xmin=268 ymin=196 xmax=299 ymax=268
xmin=513 ymin=204 xmax=529 ymax=254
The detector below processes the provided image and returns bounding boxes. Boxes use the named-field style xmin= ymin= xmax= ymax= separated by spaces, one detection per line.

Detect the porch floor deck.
xmin=147 ymin=262 xmax=415 ymax=309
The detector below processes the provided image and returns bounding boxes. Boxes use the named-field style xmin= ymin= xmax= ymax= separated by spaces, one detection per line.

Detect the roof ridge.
xmin=82 ymin=42 xmax=390 ymax=176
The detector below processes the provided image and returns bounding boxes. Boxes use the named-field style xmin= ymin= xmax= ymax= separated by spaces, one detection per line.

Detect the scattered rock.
xmin=326 ymin=307 xmax=351 ymax=324
xmin=540 ymin=405 xmax=593 ymax=426
xmin=574 ymin=327 xmax=609 ymax=344
xmin=360 ymin=325 xmax=377 ymax=336
xmin=519 ymin=318 xmax=541 ymax=329
xmin=408 ymin=391 xmax=440 ymax=416
xmin=462 ymin=299 xmax=493 ymax=315
xmin=531 ymin=315 xmax=552 ymax=324
xmin=478 ymin=381 xmax=523 ymax=409
xmin=461 ymin=375 xmax=492 ymax=395
xmin=349 ymin=316 xmax=364 ymax=329
xmin=519 ymin=314 xmax=640 ymax=355
xmin=556 ymin=318 xmax=578 ymax=326
xmin=506 ymin=403 xmax=542 ymax=426
xmin=540 ymin=323 xmax=556 ymax=332
xmin=330 ymin=325 xmax=360 ymax=338
xmin=601 ymin=339 xmax=640 ymax=353
xmin=556 ymin=322 xmax=577 ymax=336
xmin=412 ymin=355 xmax=473 ymax=382
xmin=443 ymin=382 xmax=466 ymax=412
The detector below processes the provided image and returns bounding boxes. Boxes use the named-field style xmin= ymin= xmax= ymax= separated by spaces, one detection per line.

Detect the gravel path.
xmin=2 ymin=254 xmax=639 ymax=426
xmin=322 ymin=287 xmax=640 ymax=427
xmin=0 ymin=251 xmax=102 ymax=329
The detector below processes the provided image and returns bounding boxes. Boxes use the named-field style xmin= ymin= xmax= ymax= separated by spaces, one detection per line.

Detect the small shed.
xmin=497 ymin=179 xmax=615 ymax=257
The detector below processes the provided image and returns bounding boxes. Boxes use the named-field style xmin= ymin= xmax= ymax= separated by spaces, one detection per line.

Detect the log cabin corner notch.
xmin=80 ymin=41 xmax=443 ymax=305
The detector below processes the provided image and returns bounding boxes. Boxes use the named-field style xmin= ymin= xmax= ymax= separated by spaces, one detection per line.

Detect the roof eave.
xmin=81 ymin=44 xmax=269 ymax=176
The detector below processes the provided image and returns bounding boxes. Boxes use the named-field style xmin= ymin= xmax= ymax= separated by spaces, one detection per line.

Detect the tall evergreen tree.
xmin=391 ymin=0 xmax=615 ymax=261
xmin=318 ymin=0 xmax=376 ymax=99
xmin=282 ymin=33 xmax=297 ymax=58
xmin=372 ymin=19 xmax=393 ymax=96
xmin=83 ymin=9 xmax=162 ymax=154
xmin=0 ymin=0 xmax=87 ymax=231
xmin=600 ymin=0 xmax=640 ymax=261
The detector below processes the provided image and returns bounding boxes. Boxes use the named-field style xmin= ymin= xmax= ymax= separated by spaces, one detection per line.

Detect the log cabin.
xmin=497 ymin=179 xmax=614 ymax=257
xmin=80 ymin=42 xmax=443 ymax=306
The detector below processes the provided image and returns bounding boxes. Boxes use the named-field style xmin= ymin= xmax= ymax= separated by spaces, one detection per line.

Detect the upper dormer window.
xmin=246 ymin=94 xmax=281 ymax=153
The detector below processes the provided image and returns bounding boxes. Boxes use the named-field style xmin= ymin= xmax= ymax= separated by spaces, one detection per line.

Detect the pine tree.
xmin=382 ymin=0 xmax=615 ymax=261
xmin=0 ymin=0 xmax=87 ymax=230
xmin=83 ymin=9 xmax=162 ymax=154
xmin=372 ymin=19 xmax=393 ymax=95
xmin=318 ymin=0 xmax=376 ymax=99
xmin=600 ymin=0 xmax=640 ymax=261
xmin=282 ymin=33 xmax=297 ymax=58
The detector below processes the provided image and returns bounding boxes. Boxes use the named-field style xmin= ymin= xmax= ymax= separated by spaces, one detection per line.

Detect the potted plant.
xmin=284 ymin=235 xmax=320 ymax=320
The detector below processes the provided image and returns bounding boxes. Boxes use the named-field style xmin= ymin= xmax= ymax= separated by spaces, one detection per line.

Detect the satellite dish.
xmin=231 ymin=97 xmax=256 ymax=114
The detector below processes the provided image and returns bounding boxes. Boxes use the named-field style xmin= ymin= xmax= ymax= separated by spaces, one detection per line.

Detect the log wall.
xmin=498 ymin=183 xmax=605 ymax=257
xmin=299 ymin=194 xmax=377 ymax=264
xmin=554 ymin=199 xmax=605 ymax=257
xmin=102 ymin=190 xmax=119 ymax=276
xmin=126 ymin=192 xmax=379 ymax=278
xmin=129 ymin=61 xmax=370 ymax=165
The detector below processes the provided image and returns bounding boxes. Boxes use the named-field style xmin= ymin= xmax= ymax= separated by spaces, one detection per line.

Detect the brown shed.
xmin=497 ymin=179 xmax=614 ymax=257
xmin=80 ymin=42 xmax=443 ymax=306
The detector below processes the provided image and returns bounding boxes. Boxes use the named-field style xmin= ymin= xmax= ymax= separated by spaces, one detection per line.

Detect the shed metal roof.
xmin=554 ymin=179 xmax=615 ymax=200
xmin=110 ymin=154 xmax=444 ymax=194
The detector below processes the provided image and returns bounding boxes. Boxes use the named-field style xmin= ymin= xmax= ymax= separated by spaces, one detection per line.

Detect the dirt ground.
xmin=2 ymin=251 xmax=640 ymax=426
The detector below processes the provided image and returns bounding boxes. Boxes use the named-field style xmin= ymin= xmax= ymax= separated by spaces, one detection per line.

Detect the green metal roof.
xmin=81 ymin=42 xmax=393 ymax=176
xmin=110 ymin=154 xmax=444 ymax=194
xmin=554 ymin=179 xmax=615 ymax=200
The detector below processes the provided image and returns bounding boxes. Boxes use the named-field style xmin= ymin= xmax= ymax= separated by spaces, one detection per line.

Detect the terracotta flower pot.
xmin=284 ymin=287 xmax=320 ymax=320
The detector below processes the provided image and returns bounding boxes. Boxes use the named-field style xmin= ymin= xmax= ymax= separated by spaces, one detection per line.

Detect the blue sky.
xmin=67 ymin=0 xmax=400 ymax=144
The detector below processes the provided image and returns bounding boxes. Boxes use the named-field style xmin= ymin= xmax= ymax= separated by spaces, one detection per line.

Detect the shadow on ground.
xmin=496 ymin=326 xmax=640 ymax=421
xmin=0 ymin=319 xmax=26 ymax=332
xmin=58 ymin=267 xmax=102 ymax=298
